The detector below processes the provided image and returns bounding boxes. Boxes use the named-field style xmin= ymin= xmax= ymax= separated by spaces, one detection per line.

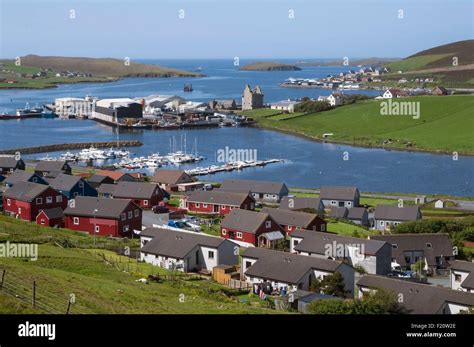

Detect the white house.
xmin=450 ymin=260 xmax=474 ymax=293
xmin=435 ymin=199 xmax=446 ymax=209
xmin=270 ymin=100 xmax=298 ymax=113
xmin=327 ymin=93 xmax=345 ymax=106
xmin=241 ymin=247 xmax=355 ymax=297
xmin=382 ymin=88 xmax=408 ymax=99
xmin=54 ymin=96 xmax=97 ymax=117
xmin=357 ymin=274 xmax=474 ymax=314
xmin=140 ymin=227 xmax=238 ymax=273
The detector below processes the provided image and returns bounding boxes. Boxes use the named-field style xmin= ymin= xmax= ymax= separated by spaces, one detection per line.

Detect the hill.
xmin=240 ymin=61 xmax=302 ymax=71
xmin=0 ymin=55 xmax=203 ymax=89
xmin=241 ymin=95 xmax=474 ymax=155
xmin=380 ymin=40 xmax=474 ymax=88
xmin=0 ymin=216 xmax=274 ymax=314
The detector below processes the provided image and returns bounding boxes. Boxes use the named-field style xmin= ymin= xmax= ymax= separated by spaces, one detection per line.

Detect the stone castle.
xmin=242 ymin=85 xmax=264 ymax=111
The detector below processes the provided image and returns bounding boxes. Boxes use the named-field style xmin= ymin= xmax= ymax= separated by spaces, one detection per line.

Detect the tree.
xmin=310 ymin=272 xmax=346 ymax=297
xmin=307 ymin=288 xmax=404 ymax=314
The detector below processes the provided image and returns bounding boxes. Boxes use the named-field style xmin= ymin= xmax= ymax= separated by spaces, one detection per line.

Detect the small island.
xmin=239 ymin=61 xmax=302 ymax=71
xmin=0 ymin=55 xmax=204 ymax=89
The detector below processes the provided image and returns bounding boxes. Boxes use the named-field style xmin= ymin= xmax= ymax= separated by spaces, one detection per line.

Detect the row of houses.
xmin=138 ymin=227 xmax=474 ymax=313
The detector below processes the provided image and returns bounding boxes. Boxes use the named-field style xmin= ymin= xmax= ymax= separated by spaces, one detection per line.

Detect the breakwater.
xmin=0 ymin=141 xmax=143 ymax=155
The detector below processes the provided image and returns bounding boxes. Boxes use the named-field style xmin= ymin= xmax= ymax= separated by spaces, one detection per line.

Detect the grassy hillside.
xmin=0 ymin=55 xmax=203 ymax=89
xmin=0 ymin=216 xmax=274 ymax=314
xmin=242 ymin=95 xmax=474 ymax=154
xmin=386 ymin=40 xmax=474 ymax=73
xmin=240 ymin=62 xmax=301 ymax=71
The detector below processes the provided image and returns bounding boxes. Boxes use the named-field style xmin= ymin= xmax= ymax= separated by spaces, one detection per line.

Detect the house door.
xmin=338 ymin=201 xmax=344 ymax=207
xmin=213 ymin=205 xmax=219 ymax=213
xmin=195 ymin=250 xmax=199 ymax=265
xmin=229 ymin=231 xmax=236 ymax=240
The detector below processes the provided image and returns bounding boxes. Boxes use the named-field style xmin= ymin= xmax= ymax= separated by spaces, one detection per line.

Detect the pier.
xmin=0 ymin=140 xmax=143 ymax=155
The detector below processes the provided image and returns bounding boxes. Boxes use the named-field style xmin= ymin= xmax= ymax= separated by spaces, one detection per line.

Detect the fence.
xmin=0 ymin=268 xmax=94 ymax=314
xmin=224 ymin=278 xmax=252 ymax=290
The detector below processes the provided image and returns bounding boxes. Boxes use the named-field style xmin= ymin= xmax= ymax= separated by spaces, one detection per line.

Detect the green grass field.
xmin=0 ymin=215 xmax=274 ymax=314
xmin=243 ymin=95 xmax=474 ymax=154
xmin=385 ymin=54 xmax=452 ymax=72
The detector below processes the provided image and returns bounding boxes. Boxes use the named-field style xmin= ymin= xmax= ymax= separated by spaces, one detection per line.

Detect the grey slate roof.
xmin=370 ymin=233 xmax=452 ymax=267
xmin=39 ymin=207 xmax=64 ymax=219
xmin=87 ymin=174 xmax=114 ymax=184
xmin=98 ymin=182 xmax=161 ymax=200
xmin=347 ymin=207 xmax=367 ymax=220
xmin=373 ymin=204 xmax=420 ymax=221
xmin=451 ymin=260 xmax=474 ymax=290
xmin=151 ymin=170 xmax=193 ymax=185
xmin=64 ymin=196 xmax=136 ymax=219
xmin=280 ymin=196 xmax=323 ymax=211
xmin=242 ymin=247 xmax=344 ymax=284
xmin=320 ymin=186 xmax=359 ymax=201
xmin=49 ymin=173 xmax=82 ymax=191
xmin=186 ymin=190 xmax=252 ymax=206
xmin=35 ymin=160 xmax=68 ymax=172
xmin=3 ymin=181 xmax=51 ymax=201
xmin=0 ymin=156 xmax=20 ymax=168
xmin=4 ymin=170 xmax=44 ymax=186
xmin=261 ymin=207 xmax=320 ymax=228
xmin=221 ymin=209 xmax=272 ymax=234
xmin=357 ymin=274 xmax=474 ymax=314
xmin=329 ymin=207 xmax=348 ymax=219
xmin=140 ymin=227 xmax=225 ymax=258
xmin=221 ymin=179 xmax=288 ymax=195
xmin=291 ymin=230 xmax=388 ymax=256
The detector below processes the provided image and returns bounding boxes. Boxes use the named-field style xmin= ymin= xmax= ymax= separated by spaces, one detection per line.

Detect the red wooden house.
xmin=97 ymin=182 xmax=165 ymax=209
xmin=2 ymin=182 xmax=68 ymax=221
xmin=220 ymin=209 xmax=285 ymax=247
xmin=183 ymin=190 xmax=255 ymax=216
xmin=63 ymin=196 xmax=142 ymax=237
xmin=261 ymin=207 xmax=327 ymax=236
xmin=36 ymin=207 xmax=64 ymax=228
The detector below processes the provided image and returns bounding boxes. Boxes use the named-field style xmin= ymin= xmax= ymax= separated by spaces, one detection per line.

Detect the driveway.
xmin=142 ymin=211 xmax=169 ymax=227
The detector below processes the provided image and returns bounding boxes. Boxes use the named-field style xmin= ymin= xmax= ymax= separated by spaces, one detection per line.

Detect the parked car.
xmin=152 ymin=205 xmax=169 ymax=214
xmin=202 ymin=183 xmax=213 ymax=191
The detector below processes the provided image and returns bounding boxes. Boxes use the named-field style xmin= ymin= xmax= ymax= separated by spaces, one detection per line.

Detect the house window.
xmin=56 ymin=196 xmax=62 ymax=203
xmin=95 ymin=225 xmax=100 ymax=233
xmin=7 ymin=199 xmax=11 ymax=206
xmin=245 ymin=261 xmax=252 ymax=269
xmin=123 ymin=225 xmax=129 ymax=232
xmin=40 ymin=219 xmax=45 ymax=225
xmin=128 ymin=211 xmax=133 ymax=219
xmin=347 ymin=201 xmax=352 ymax=206
xmin=73 ymin=192 xmax=79 ymax=197
xmin=293 ymin=240 xmax=299 ymax=246
xmin=144 ymin=200 xmax=149 ymax=206
xmin=237 ymin=232 xmax=243 ymax=239
xmin=208 ymin=251 xmax=214 ymax=260
xmin=203 ymin=203 xmax=208 ymax=208
xmin=121 ymin=213 xmax=126 ymax=221
xmin=296 ymin=226 xmax=301 ymax=230
xmin=32 ymin=177 xmax=37 ymax=183
xmin=380 ymin=221 xmax=385 ymax=226
xmin=265 ymin=221 xmax=271 ymax=228
xmin=46 ymin=196 xmax=53 ymax=204
xmin=288 ymin=225 xmax=293 ymax=231
xmin=321 ymin=224 xmax=326 ymax=232
xmin=134 ymin=209 xmax=139 ymax=217
xmin=454 ymin=274 xmax=462 ymax=282
xmin=331 ymin=201 xmax=337 ymax=206
xmin=392 ymin=244 xmax=398 ymax=249
xmin=36 ymin=197 xmax=43 ymax=205
xmin=195 ymin=203 xmax=200 ymax=208
xmin=426 ymin=243 xmax=432 ymax=248
xmin=73 ymin=217 xmax=79 ymax=225
xmin=78 ymin=181 xmax=84 ymax=188
xmin=222 ymin=229 xmax=227 ymax=235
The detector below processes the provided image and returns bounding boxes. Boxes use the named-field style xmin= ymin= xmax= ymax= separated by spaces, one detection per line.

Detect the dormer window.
xmin=265 ymin=221 xmax=271 ymax=228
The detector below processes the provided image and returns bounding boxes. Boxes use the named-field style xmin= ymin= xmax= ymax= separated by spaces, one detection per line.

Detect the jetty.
xmin=0 ymin=140 xmax=143 ymax=155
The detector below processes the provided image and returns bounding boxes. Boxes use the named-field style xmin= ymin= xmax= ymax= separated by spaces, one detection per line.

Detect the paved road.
xmin=290 ymin=188 xmax=474 ymax=211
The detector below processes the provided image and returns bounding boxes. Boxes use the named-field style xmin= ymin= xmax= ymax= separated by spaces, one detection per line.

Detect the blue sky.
xmin=0 ymin=0 xmax=472 ymax=59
